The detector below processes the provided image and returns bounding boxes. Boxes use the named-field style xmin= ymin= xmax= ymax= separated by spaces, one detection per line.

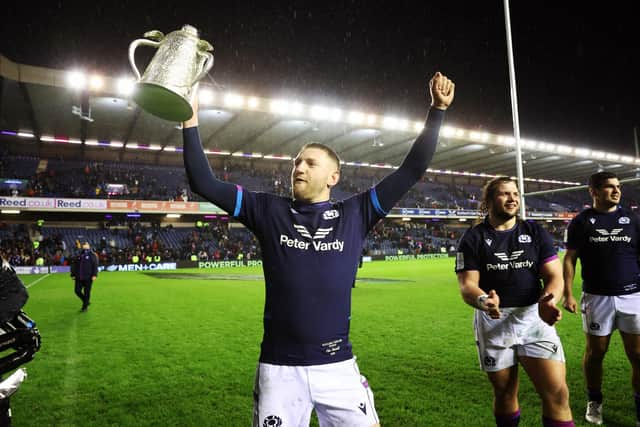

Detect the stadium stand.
xmin=0 ymin=150 xmax=638 ymax=266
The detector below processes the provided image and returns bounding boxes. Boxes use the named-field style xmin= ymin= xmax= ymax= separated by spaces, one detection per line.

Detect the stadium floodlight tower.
xmin=503 ymin=0 xmax=527 ymax=219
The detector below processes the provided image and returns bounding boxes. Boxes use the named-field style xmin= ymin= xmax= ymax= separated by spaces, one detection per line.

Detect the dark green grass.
xmin=11 ymin=259 xmax=636 ymax=426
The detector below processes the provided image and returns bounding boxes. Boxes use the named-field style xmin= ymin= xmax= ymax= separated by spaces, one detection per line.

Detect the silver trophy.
xmin=129 ymin=25 xmax=214 ymax=121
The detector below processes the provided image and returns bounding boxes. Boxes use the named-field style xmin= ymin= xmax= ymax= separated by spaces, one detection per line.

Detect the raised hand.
xmin=183 ymin=91 xmax=200 ymax=128
xmin=429 ymin=71 xmax=455 ymax=110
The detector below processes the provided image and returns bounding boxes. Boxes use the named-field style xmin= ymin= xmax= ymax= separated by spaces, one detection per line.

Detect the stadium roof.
xmin=2 ymin=54 xmax=639 ymax=186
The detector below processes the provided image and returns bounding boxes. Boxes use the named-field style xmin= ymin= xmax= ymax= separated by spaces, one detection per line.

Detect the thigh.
xmin=620 ymin=330 xmax=640 ymax=360
xmin=581 ymin=293 xmax=616 ymax=336
xmin=253 ymin=363 xmax=313 ymax=427
xmin=615 ymin=293 xmax=640 ymax=334
xmin=519 ymin=356 xmax=567 ymax=395
xmin=311 ymin=358 xmax=379 ymax=427
xmin=517 ymin=316 xmax=565 ymax=363
xmin=474 ymin=309 xmax=517 ymax=372
xmin=486 ymin=364 xmax=519 ymax=394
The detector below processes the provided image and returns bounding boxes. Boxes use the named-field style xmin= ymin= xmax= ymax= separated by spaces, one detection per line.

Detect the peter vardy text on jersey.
xmin=279 ymin=235 xmax=345 ymax=252
xmin=589 ymin=235 xmax=632 ymax=243
xmin=486 ymin=260 xmax=534 ymax=271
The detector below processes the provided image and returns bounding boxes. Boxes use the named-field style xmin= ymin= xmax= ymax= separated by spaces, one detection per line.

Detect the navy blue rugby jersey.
xmin=236 ymin=190 xmax=384 ymax=365
xmin=565 ymin=207 xmax=640 ymax=295
xmin=183 ymin=109 xmax=445 ymax=365
xmin=455 ymin=218 xmax=558 ymax=307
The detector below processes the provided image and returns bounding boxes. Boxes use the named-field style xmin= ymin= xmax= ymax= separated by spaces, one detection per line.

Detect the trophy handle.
xmin=128 ymin=38 xmax=162 ymax=80
xmin=192 ymin=52 xmax=214 ymax=85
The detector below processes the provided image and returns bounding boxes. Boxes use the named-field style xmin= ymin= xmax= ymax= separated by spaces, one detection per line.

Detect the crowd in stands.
xmin=0 ymin=151 xmax=634 ymax=267
xmin=0 ymin=215 xmax=568 ymax=268
xmin=0 ymin=217 xmax=263 ymax=267
xmin=3 ymin=152 xmax=637 ymax=212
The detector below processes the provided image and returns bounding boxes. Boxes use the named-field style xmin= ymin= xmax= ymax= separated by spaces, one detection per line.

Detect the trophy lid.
xmin=181 ymin=25 xmax=199 ymax=37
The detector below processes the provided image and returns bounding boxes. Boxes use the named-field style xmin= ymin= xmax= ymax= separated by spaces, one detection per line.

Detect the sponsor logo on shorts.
xmin=589 ymin=322 xmax=601 ymax=331
xmin=358 ymin=402 xmax=367 ymax=415
xmin=263 ymin=415 xmax=283 ymax=427
xmin=484 ymin=356 xmax=496 ymax=368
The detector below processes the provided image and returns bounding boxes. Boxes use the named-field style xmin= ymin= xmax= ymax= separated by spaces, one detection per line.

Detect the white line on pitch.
xmin=26 ymin=274 xmax=50 ymax=288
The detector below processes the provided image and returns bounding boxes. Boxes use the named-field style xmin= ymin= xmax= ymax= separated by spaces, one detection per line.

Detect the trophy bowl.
xmin=129 ymin=25 xmax=213 ymax=122
xmin=132 ymin=83 xmax=193 ymax=122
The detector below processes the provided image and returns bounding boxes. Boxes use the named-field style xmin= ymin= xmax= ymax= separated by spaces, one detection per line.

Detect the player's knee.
xmin=584 ymin=345 xmax=607 ymax=361
xmin=540 ymin=382 xmax=570 ymax=407
xmin=493 ymin=384 xmax=518 ymax=403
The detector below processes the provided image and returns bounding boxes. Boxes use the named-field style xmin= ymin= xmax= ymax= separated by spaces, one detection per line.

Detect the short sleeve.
xmin=455 ymin=229 xmax=480 ymax=272
xmin=536 ymin=225 xmax=557 ymax=263
xmin=565 ymin=217 xmax=583 ymax=251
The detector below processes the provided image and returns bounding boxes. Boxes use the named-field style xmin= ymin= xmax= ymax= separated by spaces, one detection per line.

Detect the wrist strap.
xmin=476 ymin=294 xmax=489 ymax=310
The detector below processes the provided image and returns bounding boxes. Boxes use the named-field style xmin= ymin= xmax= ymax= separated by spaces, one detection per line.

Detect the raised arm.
xmin=373 ymin=72 xmax=455 ymax=213
xmin=182 ymin=98 xmax=240 ymax=214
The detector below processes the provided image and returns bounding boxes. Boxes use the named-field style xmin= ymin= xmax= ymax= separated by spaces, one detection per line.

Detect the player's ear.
xmin=327 ymin=169 xmax=340 ymax=188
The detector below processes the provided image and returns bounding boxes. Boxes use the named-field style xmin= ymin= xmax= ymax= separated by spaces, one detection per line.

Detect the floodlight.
xmin=310 ymin=105 xmax=329 ymax=121
xmin=116 ymin=77 xmax=135 ymax=96
xmin=224 ymin=93 xmax=245 ymax=108
xmin=66 ymin=70 xmax=87 ymax=90
xmin=198 ymin=88 xmax=214 ymax=104
xmin=247 ymin=97 xmax=260 ymax=109
xmin=89 ymin=75 xmax=104 ymax=91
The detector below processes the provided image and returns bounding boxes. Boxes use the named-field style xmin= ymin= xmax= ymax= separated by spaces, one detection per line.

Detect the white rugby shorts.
xmin=581 ymin=291 xmax=640 ymax=336
xmin=474 ymin=304 xmax=565 ymax=372
xmin=253 ymin=357 xmax=379 ymax=427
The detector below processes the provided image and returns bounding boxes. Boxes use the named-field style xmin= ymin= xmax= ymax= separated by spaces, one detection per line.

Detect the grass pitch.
xmin=13 ymin=259 xmax=636 ymax=426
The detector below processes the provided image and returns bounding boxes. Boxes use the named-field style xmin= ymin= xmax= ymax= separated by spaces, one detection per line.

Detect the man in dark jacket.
xmin=71 ymin=242 xmax=98 ymax=312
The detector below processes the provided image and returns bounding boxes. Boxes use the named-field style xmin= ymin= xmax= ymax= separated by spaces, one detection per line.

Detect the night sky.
xmin=2 ymin=1 xmax=639 ymax=155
